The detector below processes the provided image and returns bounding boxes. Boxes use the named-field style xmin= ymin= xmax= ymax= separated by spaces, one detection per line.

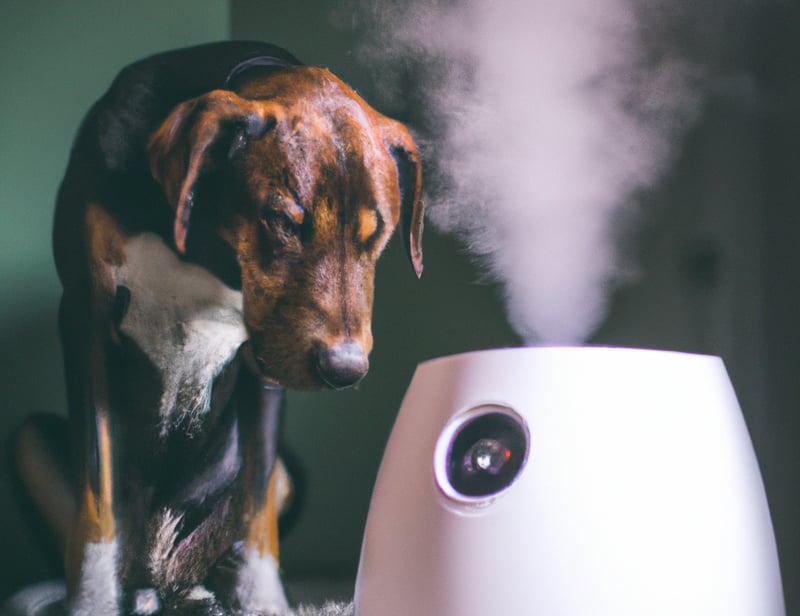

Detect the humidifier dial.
xmin=434 ymin=404 xmax=529 ymax=505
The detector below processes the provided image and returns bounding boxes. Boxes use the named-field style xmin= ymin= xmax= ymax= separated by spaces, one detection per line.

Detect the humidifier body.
xmin=354 ymin=347 xmax=784 ymax=616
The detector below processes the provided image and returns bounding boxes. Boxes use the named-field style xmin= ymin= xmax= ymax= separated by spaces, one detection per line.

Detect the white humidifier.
xmin=353 ymin=347 xmax=785 ymax=615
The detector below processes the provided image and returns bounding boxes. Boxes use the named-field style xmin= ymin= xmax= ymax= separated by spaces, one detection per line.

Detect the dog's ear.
xmin=148 ymin=90 xmax=282 ymax=254
xmin=382 ymin=120 xmax=425 ymax=278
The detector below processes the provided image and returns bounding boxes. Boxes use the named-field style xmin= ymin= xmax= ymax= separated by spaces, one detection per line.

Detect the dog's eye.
xmin=287 ymin=201 xmax=305 ymax=226
xmin=261 ymin=196 xmax=306 ymax=237
xmin=277 ymin=200 xmax=304 ymax=233
xmin=357 ymin=208 xmax=385 ymax=250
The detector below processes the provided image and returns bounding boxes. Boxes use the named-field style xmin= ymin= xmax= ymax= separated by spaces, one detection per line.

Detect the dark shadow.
xmin=0 ymin=302 xmax=67 ymax=602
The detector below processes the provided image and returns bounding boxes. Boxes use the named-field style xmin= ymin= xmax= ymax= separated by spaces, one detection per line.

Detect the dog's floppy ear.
xmin=382 ymin=120 xmax=425 ymax=278
xmin=148 ymin=90 xmax=282 ymax=254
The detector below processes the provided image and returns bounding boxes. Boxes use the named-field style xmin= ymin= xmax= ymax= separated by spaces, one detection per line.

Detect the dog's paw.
xmin=230 ymin=547 xmax=288 ymax=615
xmin=204 ymin=542 xmax=289 ymax=616
xmin=70 ymin=540 xmax=121 ymax=616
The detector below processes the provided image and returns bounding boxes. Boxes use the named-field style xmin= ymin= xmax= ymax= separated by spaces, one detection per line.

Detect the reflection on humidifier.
xmin=353 ymin=347 xmax=785 ymax=616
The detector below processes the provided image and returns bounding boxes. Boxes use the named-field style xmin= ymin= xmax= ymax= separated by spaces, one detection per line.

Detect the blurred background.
xmin=1 ymin=0 xmax=798 ymax=612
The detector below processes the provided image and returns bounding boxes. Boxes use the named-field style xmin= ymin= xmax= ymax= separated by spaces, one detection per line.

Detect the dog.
xmin=14 ymin=40 xmax=424 ymax=615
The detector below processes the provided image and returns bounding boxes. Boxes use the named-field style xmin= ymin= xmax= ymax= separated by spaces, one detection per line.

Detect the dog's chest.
xmin=107 ymin=233 xmax=247 ymax=436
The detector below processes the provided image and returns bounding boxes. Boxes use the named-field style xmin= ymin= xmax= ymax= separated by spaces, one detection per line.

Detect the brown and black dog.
xmin=15 ymin=41 xmax=423 ymax=615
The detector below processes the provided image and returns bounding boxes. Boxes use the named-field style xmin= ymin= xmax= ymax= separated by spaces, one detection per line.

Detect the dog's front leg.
xmin=66 ymin=411 xmax=119 ymax=615
xmin=61 ymin=202 xmax=130 ymax=615
xmin=220 ymin=373 xmax=289 ymax=615
xmin=63 ymin=301 xmax=121 ymax=616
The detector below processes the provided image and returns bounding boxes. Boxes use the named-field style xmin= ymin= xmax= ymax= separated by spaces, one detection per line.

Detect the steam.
xmin=344 ymin=0 xmax=714 ymax=343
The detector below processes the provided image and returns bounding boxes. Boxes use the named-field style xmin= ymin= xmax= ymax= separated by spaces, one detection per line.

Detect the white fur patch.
xmin=236 ymin=548 xmax=289 ymax=615
xmin=186 ymin=585 xmax=216 ymax=602
xmin=71 ymin=539 xmax=120 ymax=616
xmin=147 ymin=508 xmax=184 ymax=587
xmin=107 ymin=233 xmax=247 ymax=436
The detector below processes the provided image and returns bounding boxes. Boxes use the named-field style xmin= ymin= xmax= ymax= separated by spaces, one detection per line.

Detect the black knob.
xmin=444 ymin=410 xmax=529 ymax=499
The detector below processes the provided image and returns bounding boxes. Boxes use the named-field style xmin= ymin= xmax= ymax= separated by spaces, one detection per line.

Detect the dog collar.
xmin=225 ymin=55 xmax=299 ymax=88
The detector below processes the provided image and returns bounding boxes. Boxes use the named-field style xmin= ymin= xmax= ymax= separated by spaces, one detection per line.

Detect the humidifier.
xmin=353 ymin=347 xmax=785 ymax=615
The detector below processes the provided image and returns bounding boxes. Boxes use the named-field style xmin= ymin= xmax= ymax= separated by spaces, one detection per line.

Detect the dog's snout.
xmin=316 ymin=341 xmax=369 ymax=389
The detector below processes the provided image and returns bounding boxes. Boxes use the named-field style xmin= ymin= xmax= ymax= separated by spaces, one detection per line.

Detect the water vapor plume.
xmin=343 ymin=0 xmax=728 ymax=344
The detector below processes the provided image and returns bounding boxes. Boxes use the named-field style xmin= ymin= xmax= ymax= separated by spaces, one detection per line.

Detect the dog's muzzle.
xmin=316 ymin=341 xmax=369 ymax=389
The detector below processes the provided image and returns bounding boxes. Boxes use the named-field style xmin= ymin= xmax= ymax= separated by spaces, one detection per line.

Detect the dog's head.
xmin=148 ymin=67 xmax=423 ymax=390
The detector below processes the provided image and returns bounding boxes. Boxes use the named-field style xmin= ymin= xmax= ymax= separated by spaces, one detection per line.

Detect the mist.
xmin=344 ymin=0 xmax=725 ymax=344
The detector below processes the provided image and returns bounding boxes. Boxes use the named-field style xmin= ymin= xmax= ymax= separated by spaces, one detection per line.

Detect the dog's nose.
xmin=317 ymin=341 xmax=369 ymax=389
